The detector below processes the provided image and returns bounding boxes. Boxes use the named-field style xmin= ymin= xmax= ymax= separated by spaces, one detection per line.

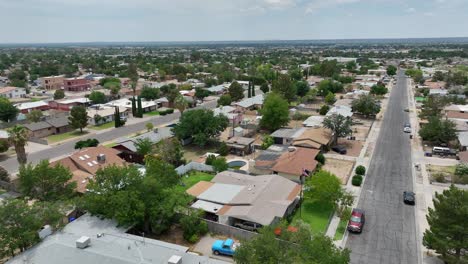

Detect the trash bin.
xmin=410 ymin=134 xmax=413 ymax=139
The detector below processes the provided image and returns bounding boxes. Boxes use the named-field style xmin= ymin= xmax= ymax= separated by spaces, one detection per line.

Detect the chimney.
xmin=97 ymin=154 xmax=106 ymax=163
xmin=76 ymin=236 xmax=91 ymax=249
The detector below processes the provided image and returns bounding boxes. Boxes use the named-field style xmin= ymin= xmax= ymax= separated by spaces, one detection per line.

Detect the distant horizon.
xmin=1 ymin=36 xmax=468 ymax=47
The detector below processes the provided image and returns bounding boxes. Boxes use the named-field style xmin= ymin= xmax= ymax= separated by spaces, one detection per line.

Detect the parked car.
xmin=403 ymin=191 xmax=416 ymax=205
xmin=234 ymin=221 xmax=262 ymax=232
xmin=332 ymin=145 xmax=347 ymax=155
xmin=404 ymin=123 xmax=411 ymax=128
xmin=347 ymin=208 xmax=365 ymax=233
xmin=432 ymin=147 xmax=457 ymax=157
xmin=212 ymin=238 xmax=239 ymax=256
xmin=404 ymin=127 xmax=411 ymax=133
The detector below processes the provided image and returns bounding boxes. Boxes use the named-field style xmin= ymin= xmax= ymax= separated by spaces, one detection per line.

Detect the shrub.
xmin=355 ymin=165 xmax=366 ymax=176
xmin=218 ymin=142 xmax=229 ymax=156
xmin=319 ymin=105 xmax=330 ymax=115
xmin=0 ymin=166 xmax=10 ymax=182
xmin=292 ymin=112 xmax=311 ymax=121
xmin=212 ymin=157 xmax=228 ymax=172
xmin=352 ymin=175 xmax=363 ymax=186
xmin=180 ymin=210 xmax=208 ymax=243
xmin=433 ymin=173 xmax=446 ymax=183
xmin=205 ymin=154 xmax=216 ymax=165
xmin=74 ymin=138 xmax=99 ymax=149
xmin=315 ymin=153 xmax=326 ymax=164
xmin=0 ymin=139 xmax=9 ymax=153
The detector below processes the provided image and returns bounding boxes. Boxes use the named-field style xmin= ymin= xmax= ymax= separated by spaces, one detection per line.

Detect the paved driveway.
xmin=193 ymin=235 xmax=234 ymax=263
xmin=346 ymin=71 xmax=419 ymax=264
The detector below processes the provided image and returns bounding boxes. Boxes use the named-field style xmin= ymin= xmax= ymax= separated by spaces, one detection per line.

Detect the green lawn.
xmin=293 ymin=200 xmax=334 ymax=234
xmin=47 ymin=131 xmax=88 ymax=143
xmin=90 ymin=121 xmax=115 ymax=130
xmin=0 ymin=188 xmax=6 ymax=195
xmin=103 ymin=142 xmax=117 ymax=148
xmin=178 ymin=172 xmax=215 ymax=191
xmin=145 ymin=111 xmax=160 ymax=116
xmin=334 ymin=218 xmax=348 ymax=240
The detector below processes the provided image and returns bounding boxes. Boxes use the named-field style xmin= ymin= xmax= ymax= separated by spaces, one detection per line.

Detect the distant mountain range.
xmin=1 ymin=37 xmax=468 ymax=48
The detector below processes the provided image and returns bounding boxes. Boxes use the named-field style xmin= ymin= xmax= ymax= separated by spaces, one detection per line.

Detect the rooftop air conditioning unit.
xmin=167 ymin=255 xmax=182 ymax=264
xmin=97 ymin=154 xmax=106 ymax=163
xmin=76 ymin=236 xmax=91 ymax=249
xmin=38 ymin=225 xmax=52 ymax=239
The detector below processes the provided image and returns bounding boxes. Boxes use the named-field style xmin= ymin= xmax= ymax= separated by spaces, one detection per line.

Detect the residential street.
xmin=346 ymin=71 xmax=419 ymax=264
xmin=0 ymin=100 xmax=217 ymax=174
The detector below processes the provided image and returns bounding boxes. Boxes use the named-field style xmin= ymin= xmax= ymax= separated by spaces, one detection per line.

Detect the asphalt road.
xmin=346 ymin=71 xmax=419 ymax=264
xmin=0 ymin=100 xmax=217 ymax=174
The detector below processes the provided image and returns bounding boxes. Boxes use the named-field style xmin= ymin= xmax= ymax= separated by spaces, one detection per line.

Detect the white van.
xmin=432 ymin=147 xmax=453 ymax=156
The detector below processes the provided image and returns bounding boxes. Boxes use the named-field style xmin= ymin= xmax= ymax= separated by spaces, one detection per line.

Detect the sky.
xmin=0 ymin=0 xmax=467 ymax=43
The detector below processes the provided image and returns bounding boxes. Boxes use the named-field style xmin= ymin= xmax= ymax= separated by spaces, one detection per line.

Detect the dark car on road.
xmin=347 ymin=208 xmax=365 ymax=233
xmin=234 ymin=221 xmax=262 ymax=232
xmin=332 ymin=145 xmax=347 ymax=155
xmin=403 ymin=191 xmax=415 ymax=205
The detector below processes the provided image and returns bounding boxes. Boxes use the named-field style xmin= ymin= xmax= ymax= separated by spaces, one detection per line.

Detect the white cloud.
xmin=405 ymin=7 xmax=416 ymax=13
xmin=423 ymin=12 xmax=434 ymax=16
xmin=305 ymin=0 xmax=362 ymax=13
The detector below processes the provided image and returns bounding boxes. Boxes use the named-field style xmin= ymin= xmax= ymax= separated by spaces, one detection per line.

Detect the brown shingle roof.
xmin=293 ymin=127 xmax=332 ymax=149
xmin=446 ymin=111 xmax=468 ymax=120
xmin=272 ymin=147 xmax=319 ymax=176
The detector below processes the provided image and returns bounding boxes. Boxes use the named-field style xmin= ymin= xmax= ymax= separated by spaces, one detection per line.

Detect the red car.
xmin=347 ymin=208 xmax=365 ymax=233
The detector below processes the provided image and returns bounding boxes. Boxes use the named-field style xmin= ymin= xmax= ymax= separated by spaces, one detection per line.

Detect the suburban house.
xmin=250 ymin=145 xmax=320 ymax=182
xmin=235 ymin=94 xmax=264 ymax=112
xmin=270 ymin=127 xmax=304 ymax=145
xmin=49 ymin=98 xmax=90 ymax=111
xmin=213 ymin=106 xmax=243 ymax=126
xmin=444 ymin=104 xmax=468 ymax=120
xmin=105 ymin=98 xmax=158 ymax=114
xmin=6 ymin=214 xmax=227 ymax=264
xmin=63 ymin=77 xmax=91 ymax=92
xmin=51 ymin=146 xmax=126 ymax=193
xmin=457 ymin=131 xmax=468 ymax=151
xmin=186 ymin=171 xmax=301 ymax=227
xmin=0 ymin=86 xmax=26 ymax=99
xmin=155 ymin=97 xmax=170 ymax=108
xmin=226 ymin=136 xmax=255 ymax=156
xmin=113 ymin=127 xmax=174 ymax=163
xmin=429 ymin=89 xmax=448 ymax=96
xmin=326 ymin=105 xmax=353 ymax=118
xmin=206 ymin=84 xmax=226 ymax=95
xmin=40 ymin=75 xmax=64 ymax=90
xmin=292 ymin=127 xmax=332 ymax=150
xmin=15 ymin=100 xmax=50 ymax=114
xmin=302 ymin=116 xmax=324 ymax=128
xmin=23 ymin=116 xmax=72 ymax=138
xmin=87 ymin=106 xmax=128 ymax=126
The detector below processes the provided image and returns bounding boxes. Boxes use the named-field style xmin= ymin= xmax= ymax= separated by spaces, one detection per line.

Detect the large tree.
xmin=173 ymin=109 xmax=229 ymax=146
xmin=386 ymin=65 xmax=397 ymax=76
xmin=295 ymin=81 xmax=310 ymax=97
xmin=140 ymin=86 xmax=160 ymax=100
xmin=217 ymin=94 xmax=232 ymax=106
xmin=317 ymin=80 xmax=344 ymax=96
xmin=259 ymin=93 xmax=290 ymax=132
xmin=234 ymin=220 xmax=350 ymax=264
xmin=7 ymin=125 xmax=28 ymax=165
xmin=26 ymin=109 xmax=43 ymax=123
xmin=135 ymin=138 xmax=153 ymax=157
xmin=228 ymin=81 xmax=244 ymax=102
xmin=0 ymin=97 xmax=19 ymax=122
xmin=0 ymin=199 xmax=62 ymax=258
xmin=419 ymin=116 xmax=457 ymax=145
xmin=18 ymin=160 xmax=76 ymax=201
xmin=272 ymin=74 xmax=296 ymax=102
xmin=153 ymin=138 xmax=185 ymax=167
xmin=423 ymin=185 xmax=467 ymax=264
xmin=84 ymin=159 xmax=187 ymax=234
xmin=88 ymin=90 xmax=106 ymax=104
xmin=420 ymin=96 xmax=448 ymax=119
xmin=53 ymin=89 xmax=65 ymax=100
xmin=174 ymin=94 xmax=188 ymax=114
xmin=68 ymin=105 xmax=88 ymax=133
xmin=304 ymin=170 xmax=342 ymax=207
xmin=370 ymin=83 xmax=388 ymax=95
xmin=323 ymin=113 xmax=353 ymax=145
xmin=351 ymin=94 xmax=381 ymax=117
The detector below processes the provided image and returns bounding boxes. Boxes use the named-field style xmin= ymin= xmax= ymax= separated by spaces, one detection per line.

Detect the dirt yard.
xmin=337 ymin=138 xmax=364 ymax=157
xmin=183 ymin=144 xmax=218 ymax=163
xmin=322 ymin=158 xmax=355 ymax=184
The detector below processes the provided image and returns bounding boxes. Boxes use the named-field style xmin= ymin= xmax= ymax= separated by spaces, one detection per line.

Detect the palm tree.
xmin=7 ymin=125 xmax=29 ymax=165
xmin=174 ymin=94 xmax=188 ymax=114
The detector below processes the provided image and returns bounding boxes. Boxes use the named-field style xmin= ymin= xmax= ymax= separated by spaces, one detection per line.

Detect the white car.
xmin=404 ymin=127 xmax=411 ymax=133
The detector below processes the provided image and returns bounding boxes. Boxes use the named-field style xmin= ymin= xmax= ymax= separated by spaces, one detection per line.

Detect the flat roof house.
xmin=64 ymin=77 xmax=91 ymax=92
xmin=235 ymin=94 xmax=264 ymax=112
xmin=87 ymin=106 xmax=128 ymax=126
xmin=187 ymin=171 xmax=301 ymax=227
xmin=7 ymin=214 xmax=228 ymax=264
xmin=49 ymin=98 xmax=90 ymax=111
xmin=40 ymin=75 xmax=64 ymax=90
xmin=0 ymin=86 xmax=26 ymax=99
xmin=15 ymin=100 xmax=50 ymax=114
xmin=226 ymin=136 xmax=255 ymax=156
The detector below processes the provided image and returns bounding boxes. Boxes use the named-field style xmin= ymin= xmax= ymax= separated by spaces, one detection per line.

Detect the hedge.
xmin=355 ymin=165 xmax=366 ymax=176
xmin=352 ymin=175 xmax=363 ymax=186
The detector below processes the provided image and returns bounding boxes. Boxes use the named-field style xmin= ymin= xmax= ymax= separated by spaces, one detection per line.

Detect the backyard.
xmin=47 ymin=131 xmax=88 ymax=143
xmin=293 ymin=200 xmax=334 ymax=234
xmin=178 ymin=172 xmax=215 ymax=192
xmin=183 ymin=144 xmax=218 ymax=163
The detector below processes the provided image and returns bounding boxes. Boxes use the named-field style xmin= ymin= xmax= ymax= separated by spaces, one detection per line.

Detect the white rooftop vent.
xmin=87 ymin=162 xmax=93 ymax=167
xmin=84 ymin=154 xmax=91 ymax=159
xmin=92 ymin=160 xmax=98 ymax=165
xmin=76 ymin=236 xmax=90 ymax=249
xmin=167 ymin=255 xmax=182 ymax=264
xmin=79 ymin=156 xmax=85 ymax=161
